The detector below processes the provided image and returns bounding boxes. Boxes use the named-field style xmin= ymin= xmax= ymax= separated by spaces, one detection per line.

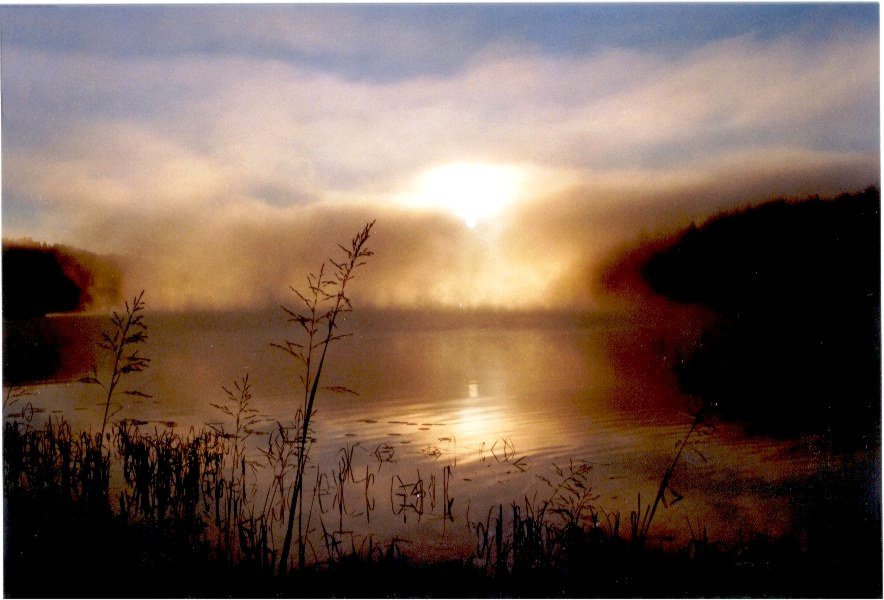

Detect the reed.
xmin=6 ymin=407 xmax=866 ymax=597
xmin=79 ymin=290 xmax=151 ymax=448
xmin=3 ymin=384 xmax=34 ymax=414
xmin=636 ymin=404 xmax=710 ymax=543
xmin=271 ymin=221 xmax=375 ymax=574
xmin=209 ymin=374 xmax=263 ymax=560
xmin=3 ymin=414 xmax=108 ymax=508
xmin=115 ymin=420 xmax=224 ymax=536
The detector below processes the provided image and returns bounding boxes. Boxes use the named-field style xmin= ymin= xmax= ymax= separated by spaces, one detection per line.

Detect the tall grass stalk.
xmin=273 ymin=221 xmax=375 ymax=575
xmin=210 ymin=373 xmax=262 ymax=559
xmin=639 ymin=405 xmax=707 ymax=540
xmin=3 ymin=385 xmax=34 ymax=414
xmin=80 ymin=291 xmax=151 ymax=447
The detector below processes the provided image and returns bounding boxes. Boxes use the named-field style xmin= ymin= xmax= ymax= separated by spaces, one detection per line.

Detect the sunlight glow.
xmin=454 ymin=405 xmax=498 ymax=443
xmin=407 ymin=162 xmax=524 ymax=228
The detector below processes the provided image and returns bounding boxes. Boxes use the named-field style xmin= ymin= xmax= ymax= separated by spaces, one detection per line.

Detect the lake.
xmin=8 ymin=308 xmax=853 ymax=559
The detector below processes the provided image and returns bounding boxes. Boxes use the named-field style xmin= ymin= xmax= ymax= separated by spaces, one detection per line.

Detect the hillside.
xmin=2 ymin=241 xmax=122 ymax=384
xmin=3 ymin=240 xmax=123 ymax=319
xmin=604 ymin=188 xmax=880 ymax=447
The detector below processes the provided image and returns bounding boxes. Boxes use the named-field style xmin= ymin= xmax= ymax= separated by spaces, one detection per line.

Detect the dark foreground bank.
xmin=6 ymin=492 xmax=882 ymax=598
xmin=4 ymin=417 xmax=881 ymax=599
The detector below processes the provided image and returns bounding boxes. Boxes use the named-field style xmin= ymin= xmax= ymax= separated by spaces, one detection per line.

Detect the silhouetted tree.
xmin=640 ymin=187 xmax=880 ymax=447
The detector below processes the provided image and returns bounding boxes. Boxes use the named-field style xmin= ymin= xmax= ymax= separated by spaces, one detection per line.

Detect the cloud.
xmin=2 ymin=25 xmax=878 ymax=311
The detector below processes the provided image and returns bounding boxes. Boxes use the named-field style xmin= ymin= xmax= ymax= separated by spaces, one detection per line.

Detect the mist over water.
xmin=18 ymin=307 xmax=841 ymax=554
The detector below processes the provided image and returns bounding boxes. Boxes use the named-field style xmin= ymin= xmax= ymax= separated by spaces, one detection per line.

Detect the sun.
xmin=407 ymin=162 xmax=524 ymax=228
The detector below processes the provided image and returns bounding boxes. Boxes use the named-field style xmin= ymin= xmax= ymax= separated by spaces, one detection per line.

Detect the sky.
xmin=1 ymin=4 xmax=879 ymax=311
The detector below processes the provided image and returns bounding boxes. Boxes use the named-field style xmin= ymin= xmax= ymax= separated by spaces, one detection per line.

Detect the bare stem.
xmin=277 ymin=221 xmax=374 ymax=575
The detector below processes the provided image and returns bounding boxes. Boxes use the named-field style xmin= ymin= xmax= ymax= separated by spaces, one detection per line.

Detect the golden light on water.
xmin=441 ymin=379 xmax=504 ymax=460
xmin=454 ymin=405 xmax=499 ymax=444
xmin=450 ymin=381 xmax=533 ymax=465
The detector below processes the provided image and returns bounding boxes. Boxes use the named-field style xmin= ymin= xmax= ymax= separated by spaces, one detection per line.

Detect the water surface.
xmin=14 ymin=309 xmax=847 ymax=557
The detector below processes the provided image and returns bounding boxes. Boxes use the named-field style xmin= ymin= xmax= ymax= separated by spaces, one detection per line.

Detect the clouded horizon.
xmin=2 ymin=5 xmax=879 ymax=311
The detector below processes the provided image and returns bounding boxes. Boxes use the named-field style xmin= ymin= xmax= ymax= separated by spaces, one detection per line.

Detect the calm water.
xmin=12 ymin=309 xmax=847 ymax=557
